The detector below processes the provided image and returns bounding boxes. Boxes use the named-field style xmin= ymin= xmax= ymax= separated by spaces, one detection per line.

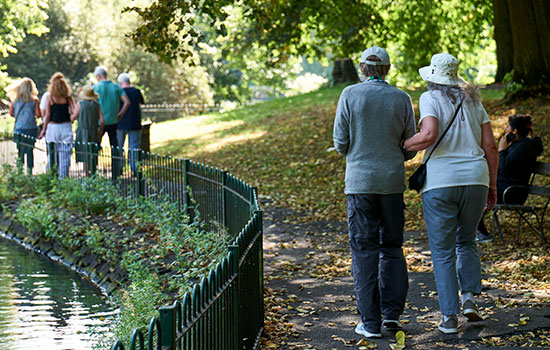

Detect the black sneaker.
xmin=438 ymin=315 xmax=458 ymax=334
xmin=475 ymin=230 xmax=492 ymax=243
xmin=463 ymin=299 xmax=484 ymax=322
xmin=382 ymin=319 xmax=402 ymax=331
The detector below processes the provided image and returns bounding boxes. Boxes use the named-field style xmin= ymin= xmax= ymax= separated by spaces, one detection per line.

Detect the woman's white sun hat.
xmin=419 ymin=53 xmax=465 ymax=86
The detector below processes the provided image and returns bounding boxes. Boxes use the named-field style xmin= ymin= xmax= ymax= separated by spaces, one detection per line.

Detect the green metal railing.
xmin=0 ymin=131 xmax=263 ymax=349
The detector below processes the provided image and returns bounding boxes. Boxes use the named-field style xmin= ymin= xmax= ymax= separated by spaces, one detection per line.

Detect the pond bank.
xmin=0 ymin=201 xmax=127 ymax=296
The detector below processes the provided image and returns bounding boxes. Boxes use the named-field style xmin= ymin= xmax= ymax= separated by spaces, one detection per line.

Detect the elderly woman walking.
xmin=400 ymin=53 xmax=498 ymax=333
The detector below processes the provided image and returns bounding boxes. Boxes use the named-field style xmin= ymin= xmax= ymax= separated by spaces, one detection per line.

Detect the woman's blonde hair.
xmin=5 ymin=77 xmax=38 ymax=102
xmin=48 ymin=72 xmax=72 ymax=98
xmin=427 ymin=82 xmax=481 ymax=105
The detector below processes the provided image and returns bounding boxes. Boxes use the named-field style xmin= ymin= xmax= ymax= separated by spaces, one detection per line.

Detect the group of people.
xmin=5 ymin=66 xmax=144 ymax=177
xmin=333 ymin=47 xmax=543 ymax=337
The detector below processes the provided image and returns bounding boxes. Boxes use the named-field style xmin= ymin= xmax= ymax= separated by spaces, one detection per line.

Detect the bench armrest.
xmin=502 ymin=185 xmax=530 ymax=205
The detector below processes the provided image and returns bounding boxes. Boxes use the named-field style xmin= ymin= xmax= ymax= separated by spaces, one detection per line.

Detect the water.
xmin=0 ymin=235 xmax=114 ymax=350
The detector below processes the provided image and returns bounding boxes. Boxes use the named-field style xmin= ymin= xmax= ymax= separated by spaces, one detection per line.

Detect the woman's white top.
xmin=418 ymin=89 xmax=490 ymax=193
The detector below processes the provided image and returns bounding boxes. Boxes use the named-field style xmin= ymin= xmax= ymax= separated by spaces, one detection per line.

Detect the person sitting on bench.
xmin=477 ymin=114 xmax=543 ymax=242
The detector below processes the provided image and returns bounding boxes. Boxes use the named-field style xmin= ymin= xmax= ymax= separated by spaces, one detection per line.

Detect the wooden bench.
xmin=492 ymin=161 xmax=550 ymax=243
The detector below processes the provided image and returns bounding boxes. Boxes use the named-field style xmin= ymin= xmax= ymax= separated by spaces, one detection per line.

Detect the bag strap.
xmin=423 ymin=95 xmax=464 ymax=163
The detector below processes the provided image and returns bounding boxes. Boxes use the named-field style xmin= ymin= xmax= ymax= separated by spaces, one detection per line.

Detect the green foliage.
xmin=54 ymin=176 xmax=121 ymax=215
xmin=0 ymin=0 xmax=48 ymax=58
xmin=111 ymin=38 xmax=213 ymax=105
xmin=126 ymin=0 xmax=495 ymax=87
xmin=14 ymin=198 xmax=59 ymax=236
xmin=94 ymin=253 xmax=166 ymax=350
xmin=502 ymin=70 xmax=524 ymax=96
xmin=1 ymin=0 xmax=100 ymax=93
xmin=0 ymin=0 xmax=48 ymax=99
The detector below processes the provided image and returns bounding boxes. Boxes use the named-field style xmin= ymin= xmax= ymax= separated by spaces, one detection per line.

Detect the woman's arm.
xmin=481 ymin=122 xmax=499 ymax=210
xmin=38 ymin=95 xmax=52 ymax=139
xmin=98 ymin=106 xmax=105 ymax=136
xmin=402 ymin=116 xmax=439 ymax=151
xmin=68 ymin=96 xmax=75 ymax=118
xmin=70 ymin=102 xmax=81 ymax=123
xmin=34 ymin=98 xmax=41 ymax=119
xmin=9 ymin=103 xmax=14 ymax=117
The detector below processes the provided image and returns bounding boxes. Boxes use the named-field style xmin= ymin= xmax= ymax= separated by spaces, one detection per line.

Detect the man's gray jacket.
xmin=333 ymin=79 xmax=417 ymax=194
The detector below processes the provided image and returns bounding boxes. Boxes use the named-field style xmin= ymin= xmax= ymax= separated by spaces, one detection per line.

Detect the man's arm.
xmin=333 ymin=93 xmax=350 ymax=155
xmin=402 ymin=97 xmax=418 ymax=160
xmin=118 ymin=94 xmax=131 ymax=121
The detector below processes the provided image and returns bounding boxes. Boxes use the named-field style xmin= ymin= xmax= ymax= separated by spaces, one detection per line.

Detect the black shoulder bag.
xmin=408 ymin=96 xmax=464 ymax=192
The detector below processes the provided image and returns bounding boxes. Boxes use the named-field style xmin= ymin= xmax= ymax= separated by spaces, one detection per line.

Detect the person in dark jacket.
xmin=477 ymin=114 xmax=544 ymax=242
xmin=116 ymin=73 xmax=144 ymax=177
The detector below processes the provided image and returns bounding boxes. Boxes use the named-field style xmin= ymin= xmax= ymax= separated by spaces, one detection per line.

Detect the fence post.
xmin=229 ymin=244 xmax=240 ymax=350
xmin=255 ymin=208 xmax=265 ymax=335
xmin=183 ymin=158 xmax=189 ymax=214
xmin=159 ymin=303 xmax=177 ymax=350
xmin=48 ymin=141 xmax=56 ymax=176
xmin=222 ymin=171 xmax=227 ymax=229
xmin=136 ymin=150 xmax=144 ymax=197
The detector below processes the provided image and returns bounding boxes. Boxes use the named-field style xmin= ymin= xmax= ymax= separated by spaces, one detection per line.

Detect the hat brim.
xmin=419 ymin=66 xmax=465 ymax=86
xmin=79 ymin=92 xmax=98 ymax=100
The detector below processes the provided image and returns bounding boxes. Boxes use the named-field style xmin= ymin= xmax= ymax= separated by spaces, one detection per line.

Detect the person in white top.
xmin=400 ymin=53 xmax=498 ymax=334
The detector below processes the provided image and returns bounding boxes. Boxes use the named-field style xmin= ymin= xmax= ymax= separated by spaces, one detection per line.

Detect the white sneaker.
xmin=355 ymin=323 xmax=382 ymax=338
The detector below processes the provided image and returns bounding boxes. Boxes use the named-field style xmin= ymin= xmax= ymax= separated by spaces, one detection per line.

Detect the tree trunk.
xmin=507 ymin=0 xmax=550 ymax=86
xmin=332 ymin=58 xmax=359 ymax=85
xmin=492 ymin=0 xmax=513 ymax=82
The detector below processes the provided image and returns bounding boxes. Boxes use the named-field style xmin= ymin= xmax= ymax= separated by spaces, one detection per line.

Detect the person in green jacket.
xmin=71 ymin=85 xmax=105 ymax=176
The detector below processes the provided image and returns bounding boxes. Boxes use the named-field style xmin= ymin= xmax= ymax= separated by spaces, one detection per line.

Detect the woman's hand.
xmin=486 ymin=188 xmax=497 ymax=211
xmin=38 ymin=128 xmax=46 ymax=140
xmin=498 ymin=134 xmax=512 ymax=151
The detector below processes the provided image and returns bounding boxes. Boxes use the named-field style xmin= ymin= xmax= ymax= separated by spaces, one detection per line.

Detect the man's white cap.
xmin=360 ymin=46 xmax=390 ymax=66
xmin=118 ymin=73 xmax=131 ymax=83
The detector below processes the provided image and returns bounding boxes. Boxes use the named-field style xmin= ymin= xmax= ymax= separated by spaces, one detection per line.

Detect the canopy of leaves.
xmin=126 ymin=0 xmax=493 ymax=85
xmin=0 ymin=0 xmax=48 ymax=58
xmin=1 ymin=0 xmax=99 ymax=93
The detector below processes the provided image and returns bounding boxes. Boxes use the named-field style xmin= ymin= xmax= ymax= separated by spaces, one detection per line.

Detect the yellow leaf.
xmin=389 ymin=345 xmax=406 ymax=350
xmin=396 ymin=330 xmax=405 ymax=346
xmin=356 ymin=339 xmax=377 ymax=348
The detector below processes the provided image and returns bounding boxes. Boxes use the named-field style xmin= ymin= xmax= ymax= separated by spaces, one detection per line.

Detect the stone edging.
xmin=0 ymin=207 xmax=126 ymax=296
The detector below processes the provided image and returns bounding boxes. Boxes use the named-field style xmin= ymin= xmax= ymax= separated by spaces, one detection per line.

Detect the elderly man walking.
xmin=117 ymin=73 xmax=144 ymax=177
xmin=93 ymin=66 xmax=130 ymax=176
xmin=333 ymin=46 xmax=417 ymax=338
xmin=93 ymin=66 xmax=130 ymax=148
